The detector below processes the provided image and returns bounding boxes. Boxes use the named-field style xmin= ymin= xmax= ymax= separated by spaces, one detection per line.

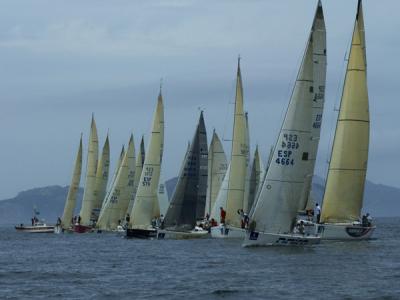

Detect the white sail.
xmin=298 ymin=1 xmax=327 ymax=211
xmin=92 ymin=135 xmax=110 ymax=220
xmin=321 ymin=1 xmax=369 ymax=223
xmin=204 ymin=130 xmax=227 ymax=217
xmin=250 ymin=29 xmax=314 ymax=234
xmin=97 ymin=135 xmax=135 ymax=230
xmin=79 ymin=115 xmax=99 ymax=225
xmin=61 ymin=136 xmax=83 ymax=227
xmin=243 ymin=112 xmax=251 ymax=213
xmin=158 ymin=179 xmax=169 ymax=217
xmin=127 ymin=136 xmax=145 ymax=215
xmin=224 ymin=59 xmax=249 ymax=228
xmin=210 ymin=164 xmax=231 ymax=222
xmin=129 ymin=92 xmax=164 ymax=229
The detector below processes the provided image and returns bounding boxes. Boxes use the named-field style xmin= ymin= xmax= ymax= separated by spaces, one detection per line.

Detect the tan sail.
xmin=321 ymin=2 xmax=369 ymax=223
xmin=61 ymin=136 xmax=83 ymax=227
xmin=127 ymin=136 xmax=145 ymax=215
xmin=79 ymin=115 xmax=99 ymax=225
xmin=130 ymin=92 xmax=164 ymax=229
xmin=92 ymin=135 xmax=110 ymax=220
xmin=247 ymin=145 xmax=264 ymax=212
xmin=97 ymin=135 xmax=135 ymax=230
xmin=224 ymin=58 xmax=248 ymax=228
xmin=205 ymin=130 xmax=227 ymax=216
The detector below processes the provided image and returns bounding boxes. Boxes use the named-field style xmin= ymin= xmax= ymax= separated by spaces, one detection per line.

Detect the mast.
xmin=61 ymin=136 xmax=83 ymax=227
xmin=321 ymin=0 xmax=369 ymax=223
xmin=129 ymin=90 xmax=164 ymax=229
xmin=79 ymin=115 xmax=99 ymax=225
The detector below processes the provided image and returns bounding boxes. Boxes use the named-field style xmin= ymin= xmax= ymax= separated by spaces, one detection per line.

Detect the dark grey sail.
xmin=163 ymin=112 xmax=208 ymax=230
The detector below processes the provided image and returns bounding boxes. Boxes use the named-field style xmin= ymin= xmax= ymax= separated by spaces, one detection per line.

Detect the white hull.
xmin=242 ymin=231 xmax=320 ymax=247
xmin=210 ymin=224 xmax=245 ymax=239
xmin=157 ymin=229 xmax=209 ymax=240
xmin=316 ymin=223 xmax=376 ymax=240
xmin=15 ymin=224 xmax=55 ymax=233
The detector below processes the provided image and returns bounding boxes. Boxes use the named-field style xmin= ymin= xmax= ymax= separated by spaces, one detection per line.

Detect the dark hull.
xmin=126 ymin=228 xmax=157 ymax=239
xmin=73 ymin=224 xmax=92 ymax=233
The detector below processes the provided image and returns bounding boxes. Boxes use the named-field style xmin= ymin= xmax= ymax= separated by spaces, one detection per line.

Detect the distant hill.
xmin=0 ymin=177 xmax=398 ymax=225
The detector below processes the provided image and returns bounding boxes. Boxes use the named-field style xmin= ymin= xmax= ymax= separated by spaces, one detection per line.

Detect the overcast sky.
xmin=0 ymin=0 xmax=398 ymax=199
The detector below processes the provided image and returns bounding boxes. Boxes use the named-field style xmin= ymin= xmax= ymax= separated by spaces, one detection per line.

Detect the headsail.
xmin=61 ymin=136 xmax=83 ymax=227
xmin=79 ymin=115 xmax=99 ymax=225
xmin=247 ymin=145 xmax=264 ymax=212
xmin=129 ymin=91 xmax=164 ymax=229
xmin=321 ymin=1 xmax=369 ymax=223
xmin=163 ymin=112 xmax=208 ymax=230
xmin=250 ymin=28 xmax=314 ymax=234
xmin=92 ymin=135 xmax=110 ymax=221
xmin=204 ymin=130 xmax=227 ymax=216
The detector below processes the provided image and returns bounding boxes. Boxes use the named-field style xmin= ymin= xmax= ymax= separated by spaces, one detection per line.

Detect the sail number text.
xmin=142 ymin=167 xmax=153 ymax=187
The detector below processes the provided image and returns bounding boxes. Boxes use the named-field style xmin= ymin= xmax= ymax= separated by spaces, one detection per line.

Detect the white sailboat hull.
xmin=242 ymin=231 xmax=320 ymax=247
xmin=210 ymin=224 xmax=245 ymax=239
xmin=157 ymin=229 xmax=209 ymax=240
xmin=316 ymin=223 xmax=375 ymax=240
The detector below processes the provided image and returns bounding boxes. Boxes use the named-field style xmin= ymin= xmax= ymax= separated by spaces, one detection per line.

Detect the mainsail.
xmin=218 ymin=58 xmax=248 ymax=228
xmin=92 ymin=135 xmax=110 ymax=221
xmin=79 ymin=115 xmax=99 ymax=225
xmin=61 ymin=136 xmax=83 ymax=227
xmin=129 ymin=91 xmax=164 ymax=229
xmin=163 ymin=112 xmax=208 ymax=230
xmin=250 ymin=27 xmax=314 ymax=234
xmin=204 ymin=130 xmax=227 ymax=216
xmin=321 ymin=1 xmax=369 ymax=223
xmin=97 ymin=135 xmax=135 ymax=230
xmin=298 ymin=0 xmax=327 ymax=211
xmin=127 ymin=136 xmax=145 ymax=215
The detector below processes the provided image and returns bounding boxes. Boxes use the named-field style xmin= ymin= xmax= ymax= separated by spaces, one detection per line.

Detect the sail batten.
xmin=321 ymin=2 xmax=369 ymax=224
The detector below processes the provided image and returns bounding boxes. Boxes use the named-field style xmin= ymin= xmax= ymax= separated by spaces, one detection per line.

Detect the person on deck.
xmin=315 ymin=203 xmax=321 ymax=224
xmin=125 ymin=213 xmax=130 ymax=224
xmin=238 ymin=209 xmax=245 ymax=228
xmin=77 ymin=215 xmax=81 ymax=225
xmin=220 ymin=207 xmax=226 ymax=224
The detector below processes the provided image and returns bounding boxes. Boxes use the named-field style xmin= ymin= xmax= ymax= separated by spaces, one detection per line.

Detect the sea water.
xmin=0 ymin=217 xmax=399 ymax=299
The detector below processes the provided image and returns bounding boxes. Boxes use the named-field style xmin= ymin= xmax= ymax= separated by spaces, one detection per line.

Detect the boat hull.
xmin=15 ymin=225 xmax=55 ymax=233
xmin=73 ymin=224 xmax=92 ymax=233
xmin=210 ymin=224 xmax=245 ymax=239
xmin=316 ymin=223 xmax=376 ymax=240
xmin=126 ymin=228 xmax=157 ymax=239
xmin=157 ymin=229 xmax=209 ymax=240
xmin=242 ymin=231 xmax=321 ymax=247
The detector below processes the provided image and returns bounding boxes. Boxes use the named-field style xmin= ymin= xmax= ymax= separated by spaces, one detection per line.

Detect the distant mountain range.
xmin=0 ymin=177 xmax=398 ymax=225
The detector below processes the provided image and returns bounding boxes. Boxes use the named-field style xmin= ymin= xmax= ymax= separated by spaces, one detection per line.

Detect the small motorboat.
xmin=15 ymin=221 xmax=54 ymax=233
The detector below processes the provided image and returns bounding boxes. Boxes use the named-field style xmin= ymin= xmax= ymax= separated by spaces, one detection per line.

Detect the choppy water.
xmin=0 ymin=218 xmax=399 ymax=300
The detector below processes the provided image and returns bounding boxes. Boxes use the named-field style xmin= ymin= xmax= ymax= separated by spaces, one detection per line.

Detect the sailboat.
xmin=210 ymin=58 xmax=249 ymax=239
xmin=243 ymin=2 xmax=323 ymax=247
xmin=204 ymin=130 xmax=227 ymax=219
xmin=317 ymin=0 xmax=375 ymax=240
xmin=91 ymin=135 xmax=110 ymax=222
xmin=127 ymin=90 xmax=164 ymax=238
xmin=96 ymin=134 xmax=135 ymax=231
xmin=157 ymin=112 xmax=208 ymax=239
xmin=59 ymin=135 xmax=83 ymax=231
xmin=75 ymin=115 xmax=99 ymax=233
